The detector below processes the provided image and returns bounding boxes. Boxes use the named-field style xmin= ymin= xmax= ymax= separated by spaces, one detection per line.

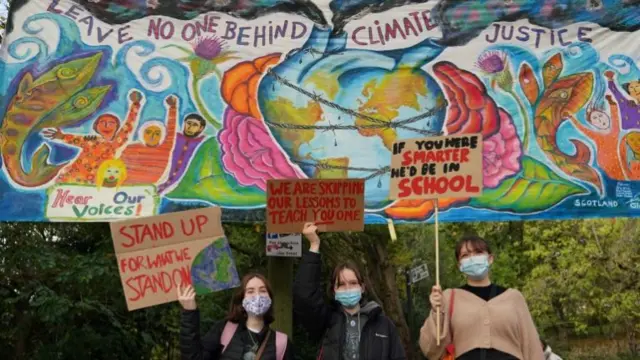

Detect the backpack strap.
xmin=220 ymin=321 xmax=238 ymax=354
xmin=275 ymin=331 xmax=288 ymax=360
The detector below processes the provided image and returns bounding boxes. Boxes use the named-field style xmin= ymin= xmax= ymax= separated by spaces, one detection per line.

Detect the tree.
xmin=1 ymin=0 xmax=12 ymax=45
xmin=522 ymin=219 xmax=640 ymax=356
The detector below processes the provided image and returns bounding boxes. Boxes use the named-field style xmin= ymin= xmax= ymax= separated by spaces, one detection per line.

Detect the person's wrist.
xmin=309 ymin=243 xmax=320 ymax=253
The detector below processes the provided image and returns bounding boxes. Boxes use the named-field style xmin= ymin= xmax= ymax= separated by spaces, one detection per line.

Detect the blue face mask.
xmin=335 ymin=289 xmax=362 ymax=308
xmin=459 ymin=254 xmax=490 ymax=280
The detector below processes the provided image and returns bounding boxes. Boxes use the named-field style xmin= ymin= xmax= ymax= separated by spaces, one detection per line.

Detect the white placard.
xmin=265 ymin=233 xmax=302 ymax=257
xmin=410 ymin=263 xmax=429 ymax=284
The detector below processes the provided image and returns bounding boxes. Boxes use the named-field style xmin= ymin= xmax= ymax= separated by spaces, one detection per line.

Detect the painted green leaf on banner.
xmin=470 ymin=156 xmax=587 ymax=212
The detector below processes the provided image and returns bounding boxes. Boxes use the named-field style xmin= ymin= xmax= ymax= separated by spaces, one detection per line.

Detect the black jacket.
xmin=293 ymin=251 xmax=406 ymax=360
xmin=180 ymin=309 xmax=293 ymax=360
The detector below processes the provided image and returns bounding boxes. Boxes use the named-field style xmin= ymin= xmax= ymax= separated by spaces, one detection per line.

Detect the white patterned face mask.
xmin=242 ymin=295 xmax=272 ymax=316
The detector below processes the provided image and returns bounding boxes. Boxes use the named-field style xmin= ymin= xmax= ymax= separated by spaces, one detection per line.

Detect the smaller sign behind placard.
xmin=410 ymin=264 xmax=430 ymax=284
xmin=266 ymin=233 xmax=302 ymax=257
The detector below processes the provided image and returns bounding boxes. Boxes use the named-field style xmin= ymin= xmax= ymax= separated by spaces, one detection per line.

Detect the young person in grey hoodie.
xmin=294 ymin=222 xmax=406 ymax=360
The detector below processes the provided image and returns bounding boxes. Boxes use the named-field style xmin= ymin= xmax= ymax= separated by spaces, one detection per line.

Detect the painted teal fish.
xmin=0 ymin=52 xmax=111 ymax=187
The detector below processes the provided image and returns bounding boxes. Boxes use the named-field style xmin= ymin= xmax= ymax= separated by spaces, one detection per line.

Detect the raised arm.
xmin=606 ymin=95 xmax=622 ymax=135
xmin=418 ymin=288 xmax=452 ymax=360
xmin=113 ymin=91 xmax=143 ymax=145
xmin=605 ymin=71 xmax=630 ymax=106
xmin=563 ymin=112 xmax=596 ymax=138
xmin=293 ymin=223 xmax=331 ymax=341
xmin=42 ymin=128 xmax=85 ymax=147
xmin=514 ymin=290 xmax=545 ymax=360
xmin=178 ymin=285 xmax=223 ymax=360
xmin=162 ymin=95 xmax=179 ymax=150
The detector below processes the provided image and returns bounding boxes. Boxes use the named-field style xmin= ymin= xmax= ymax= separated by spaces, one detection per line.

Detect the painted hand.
xmin=166 ymin=95 xmax=177 ymax=107
xmin=605 ymin=94 xmax=616 ymax=105
xmin=130 ymin=90 xmax=143 ymax=104
xmin=42 ymin=128 xmax=63 ymax=140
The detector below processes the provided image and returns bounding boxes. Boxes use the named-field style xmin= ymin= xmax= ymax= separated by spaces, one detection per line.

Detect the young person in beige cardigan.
xmin=419 ymin=235 xmax=545 ymax=360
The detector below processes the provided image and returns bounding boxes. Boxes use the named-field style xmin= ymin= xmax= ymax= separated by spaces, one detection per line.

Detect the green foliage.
xmin=1 ymin=217 xmax=638 ymax=359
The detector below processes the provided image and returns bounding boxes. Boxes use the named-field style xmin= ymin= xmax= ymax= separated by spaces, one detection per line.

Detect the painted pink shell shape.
xmin=483 ymin=109 xmax=522 ymax=188
xmin=218 ymin=108 xmax=305 ymax=191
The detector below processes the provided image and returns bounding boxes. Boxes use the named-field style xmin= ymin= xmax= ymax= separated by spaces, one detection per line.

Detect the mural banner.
xmin=1 ymin=0 xmax=640 ymax=224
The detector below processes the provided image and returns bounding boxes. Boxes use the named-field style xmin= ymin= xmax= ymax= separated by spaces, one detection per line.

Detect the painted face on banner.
xmin=143 ymin=125 xmax=163 ymax=147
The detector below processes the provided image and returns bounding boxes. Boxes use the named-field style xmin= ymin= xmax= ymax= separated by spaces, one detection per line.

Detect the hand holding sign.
xmin=177 ymin=284 xmax=197 ymax=310
xmin=302 ymin=222 xmax=321 ymax=252
xmin=429 ymin=285 xmax=442 ymax=310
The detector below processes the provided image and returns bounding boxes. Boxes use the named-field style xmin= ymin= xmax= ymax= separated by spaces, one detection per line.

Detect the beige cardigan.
xmin=419 ymin=288 xmax=545 ymax=360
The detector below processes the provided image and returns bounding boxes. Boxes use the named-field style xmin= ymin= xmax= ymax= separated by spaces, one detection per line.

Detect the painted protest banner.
xmin=389 ymin=134 xmax=483 ymax=200
xmin=4 ymin=0 xmax=640 ymax=224
xmin=265 ymin=233 xmax=302 ymax=257
xmin=266 ymin=179 xmax=365 ymax=233
xmin=109 ymin=207 xmax=240 ymax=311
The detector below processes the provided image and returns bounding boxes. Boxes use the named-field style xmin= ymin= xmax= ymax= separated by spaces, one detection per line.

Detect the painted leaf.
xmin=41 ymin=85 xmax=111 ymax=128
xmin=542 ymin=53 xmax=563 ymax=87
xmin=469 ymin=156 xmax=587 ymax=212
xmin=518 ymin=63 xmax=539 ymax=105
xmin=166 ymin=137 xmax=266 ymax=206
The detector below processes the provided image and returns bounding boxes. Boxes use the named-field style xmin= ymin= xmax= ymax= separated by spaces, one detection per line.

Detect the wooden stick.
xmin=435 ymin=200 xmax=441 ymax=346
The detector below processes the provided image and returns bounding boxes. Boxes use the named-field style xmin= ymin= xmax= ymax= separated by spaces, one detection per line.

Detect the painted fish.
xmin=534 ymin=71 xmax=602 ymax=192
xmin=517 ymin=52 xmax=602 ymax=192
xmin=0 ymin=52 xmax=110 ymax=187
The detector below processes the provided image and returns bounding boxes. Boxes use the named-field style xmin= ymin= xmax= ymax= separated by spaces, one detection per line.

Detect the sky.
xmin=0 ymin=0 xmax=9 ymax=19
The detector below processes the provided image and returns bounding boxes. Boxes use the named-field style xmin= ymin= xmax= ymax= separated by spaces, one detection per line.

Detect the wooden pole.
xmin=434 ymin=200 xmax=441 ymax=346
xmin=267 ymin=256 xmax=294 ymax=337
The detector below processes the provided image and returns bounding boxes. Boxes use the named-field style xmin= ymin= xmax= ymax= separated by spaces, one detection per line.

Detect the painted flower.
xmin=193 ymin=36 xmax=226 ymax=61
xmin=218 ymin=108 xmax=306 ymax=191
xmin=483 ymin=109 xmax=522 ymax=188
xmin=164 ymin=36 xmax=238 ymax=129
xmin=476 ymin=50 xmax=514 ymax=93
xmin=476 ymin=51 xmax=506 ymax=74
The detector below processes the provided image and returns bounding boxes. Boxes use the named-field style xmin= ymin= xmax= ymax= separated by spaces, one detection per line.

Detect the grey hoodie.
xmin=343 ymin=301 xmax=380 ymax=360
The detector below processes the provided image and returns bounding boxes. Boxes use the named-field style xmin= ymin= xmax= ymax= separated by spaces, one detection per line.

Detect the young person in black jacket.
xmin=294 ymin=222 xmax=407 ymax=360
xmin=178 ymin=273 xmax=293 ymax=360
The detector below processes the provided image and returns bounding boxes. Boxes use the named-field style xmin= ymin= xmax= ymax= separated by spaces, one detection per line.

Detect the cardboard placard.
xmin=389 ymin=134 xmax=483 ymax=200
xmin=266 ymin=179 xmax=365 ymax=233
xmin=109 ymin=207 xmax=240 ymax=311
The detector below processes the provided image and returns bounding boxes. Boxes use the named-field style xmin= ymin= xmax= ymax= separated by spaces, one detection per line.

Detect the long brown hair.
xmin=328 ymin=261 xmax=365 ymax=297
xmin=226 ymin=273 xmax=275 ymax=325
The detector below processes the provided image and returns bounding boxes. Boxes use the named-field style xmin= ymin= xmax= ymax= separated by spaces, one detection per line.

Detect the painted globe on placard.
xmin=258 ymin=26 xmax=446 ymax=209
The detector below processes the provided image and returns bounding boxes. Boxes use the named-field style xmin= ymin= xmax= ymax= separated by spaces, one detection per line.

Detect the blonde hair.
xmin=96 ymin=159 xmax=127 ymax=191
